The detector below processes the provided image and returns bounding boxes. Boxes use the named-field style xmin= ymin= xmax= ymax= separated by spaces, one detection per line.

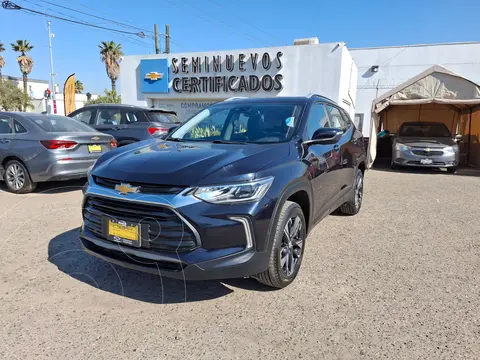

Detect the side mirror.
xmin=455 ymin=134 xmax=463 ymax=142
xmin=303 ymin=128 xmax=343 ymax=146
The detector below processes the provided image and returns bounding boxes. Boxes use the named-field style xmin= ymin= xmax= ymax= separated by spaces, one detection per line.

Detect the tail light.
xmin=40 ymin=140 xmax=77 ymax=150
xmin=148 ymin=127 xmax=168 ymax=136
xmin=110 ymin=139 xmax=118 ymax=148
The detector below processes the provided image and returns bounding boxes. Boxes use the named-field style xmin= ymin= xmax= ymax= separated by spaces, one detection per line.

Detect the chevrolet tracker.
xmin=80 ymin=95 xmax=366 ymax=288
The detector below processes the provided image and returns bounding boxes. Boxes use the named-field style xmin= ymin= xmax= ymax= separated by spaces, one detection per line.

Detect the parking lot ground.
xmin=0 ymin=169 xmax=479 ymax=360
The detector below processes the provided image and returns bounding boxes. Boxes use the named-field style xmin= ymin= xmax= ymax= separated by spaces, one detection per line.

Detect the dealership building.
xmin=121 ymin=39 xmax=480 ymax=167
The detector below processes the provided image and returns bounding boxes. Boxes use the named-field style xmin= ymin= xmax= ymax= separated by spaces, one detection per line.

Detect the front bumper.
xmin=80 ymin=179 xmax=276 ymax=280
xmin=392 ymin=148 xmax=459 ymax=167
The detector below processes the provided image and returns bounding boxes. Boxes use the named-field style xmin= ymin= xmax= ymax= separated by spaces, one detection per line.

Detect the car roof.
xmin=218 ymin=95 xmax=337 ymax=106
xmin=81 ymin=103 xmax=175 ymax=113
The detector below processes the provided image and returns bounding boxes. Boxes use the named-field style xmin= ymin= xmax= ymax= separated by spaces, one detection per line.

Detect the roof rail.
xmin=306 ymin=93 xmax=335 ymax=102
xmin=224 ymin=97 xmax=248 ymax=102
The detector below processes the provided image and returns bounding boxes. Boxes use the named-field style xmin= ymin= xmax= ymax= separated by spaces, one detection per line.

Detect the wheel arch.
xmin=264 ymin=179 xmax=313 ymax=252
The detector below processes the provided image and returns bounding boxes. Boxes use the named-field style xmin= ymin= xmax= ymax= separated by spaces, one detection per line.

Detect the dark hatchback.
xmin=81 ymin=95 xmax=366 ymax=288
xmin=69 ymin=104 xmax=181 ymax=146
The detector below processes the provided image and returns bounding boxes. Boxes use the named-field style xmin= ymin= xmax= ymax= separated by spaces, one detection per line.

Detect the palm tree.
xmin=0 ymin=41 xmax=5 ymax=78
xmin=75 ymin=80 xmax=84 ymax=93
xmin=98 ymin=41 xmax=123 ymax=92
xmin=11 ymin=40 xmax=34 ymax=110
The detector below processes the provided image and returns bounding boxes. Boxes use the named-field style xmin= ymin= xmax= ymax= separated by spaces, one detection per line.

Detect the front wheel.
xmin=447 ymin=167 xmax=457 ymax=174
xmin=4 ymin=160 xmax=37 ymax=194
xmin=255 ymin=201 xmax=306 ymax=289
xmin=338 ymin=168 xmax=364 ymax=216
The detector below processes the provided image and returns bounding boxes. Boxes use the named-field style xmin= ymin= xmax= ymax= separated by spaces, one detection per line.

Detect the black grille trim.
xmin=412 ymin=150 xmax=444 ymax=156
xmin=83 ymin=196 xmax=199 ymax=252
xmin=93 ymin=176 xmax=186 ymax=195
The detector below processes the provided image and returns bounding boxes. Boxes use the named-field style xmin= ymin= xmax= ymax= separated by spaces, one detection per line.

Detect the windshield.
xmin=169 ymin=103 xmax=304 ymax=143
xmin=29 ymin=115 xmax=96 ymax=133
xmin=149 ymin=111 xmax=181 ymax=124
xmin=399 ymin=123 xmax=451 ymax=137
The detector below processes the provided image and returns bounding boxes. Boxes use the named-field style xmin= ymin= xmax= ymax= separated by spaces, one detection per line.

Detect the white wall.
xmin=351 ymin=42 xmax=480 ymax=136
xmin=120 ymin=43 xmax=357 ymax=120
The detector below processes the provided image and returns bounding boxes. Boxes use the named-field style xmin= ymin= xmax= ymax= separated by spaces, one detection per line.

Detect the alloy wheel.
xmin=6 ymin=164 xmax=25 ymax=191
xmin=280 ymin=216 xmax=303 ymax=277
xmin=354 ymin=172 xmax=363 ymax=209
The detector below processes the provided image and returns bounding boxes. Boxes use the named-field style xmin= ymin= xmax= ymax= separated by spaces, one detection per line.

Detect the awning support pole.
xmin=467 ymin=108 xmax=472 ymax=166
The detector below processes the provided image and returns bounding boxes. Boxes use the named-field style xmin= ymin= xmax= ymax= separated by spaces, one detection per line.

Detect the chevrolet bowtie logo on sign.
xmin=145 ymin=72 xmax=164 ymax=81
xmin=114 ymin=183 xmax=139 ymax=195
xmin=140 ymin=59 xmax=169 ymax=93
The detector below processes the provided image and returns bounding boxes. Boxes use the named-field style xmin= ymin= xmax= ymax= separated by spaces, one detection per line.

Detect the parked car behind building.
xmin=68 ymin=104 xmax=181 ymax=146
xmin=0 ymin=112 xmax=116 ymax=194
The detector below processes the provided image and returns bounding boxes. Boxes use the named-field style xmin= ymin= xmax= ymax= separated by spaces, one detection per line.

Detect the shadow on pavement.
xmin=48 ymin=228 xmax=273 ymax=304
xmin=0 ymin=178 xmax=86 ymax=194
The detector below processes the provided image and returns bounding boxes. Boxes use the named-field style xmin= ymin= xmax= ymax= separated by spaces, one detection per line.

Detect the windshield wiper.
xmin=167 ymin=138 xmax=186 ymax=142
xmin=212 ymin=140 xmax=247 ymax=144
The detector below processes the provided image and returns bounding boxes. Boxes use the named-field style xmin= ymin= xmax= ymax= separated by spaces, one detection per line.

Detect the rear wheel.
xmin=256 ymin=201 xmax=306 ymax=289
xmin=4 ymin=160 xmax=36 ymax=194
xmin=338 ymin=168 xmax=364 ymax=215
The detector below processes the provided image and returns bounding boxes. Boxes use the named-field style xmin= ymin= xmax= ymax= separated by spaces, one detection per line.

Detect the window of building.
xmin=354 ymin=113 xmax=364 ymax=132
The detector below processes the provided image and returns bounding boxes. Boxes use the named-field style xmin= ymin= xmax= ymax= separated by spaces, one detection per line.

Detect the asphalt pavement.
xmin=0 ymin=169 xmax=478 ymax=359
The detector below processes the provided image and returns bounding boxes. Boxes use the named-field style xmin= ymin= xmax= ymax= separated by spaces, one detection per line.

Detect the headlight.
xmin=193 ymin=177 xmax=274 ymax=204
xmin=443 ymin=146 xmax=456 ymax=154
xmin=395 ymin=143 xmax=410 ymax=151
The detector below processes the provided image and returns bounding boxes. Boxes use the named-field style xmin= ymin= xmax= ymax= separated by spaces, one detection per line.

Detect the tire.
xmin=391 ymin=162 xmax=398 ymax=170
xmin=447 ymin=167 xmax=457 ymax=174
xmin=255 ymin=201 xmax=307 ymax=289
xmin=4 ymin=160 xmax=37 ymax=194
xmin=338 ymin=168 xmax=364 ymax=216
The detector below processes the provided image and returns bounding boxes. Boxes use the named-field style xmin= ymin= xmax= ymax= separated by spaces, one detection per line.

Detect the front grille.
xmin=83 ymin=196 xmax=198 ymax=252
xmin=412 ymin=149 xmax=444 ymax=156
xmin=407 ymin=160 xmax=445 ymax=165
xmin=93 ymin=176 xmax=186 ymax=195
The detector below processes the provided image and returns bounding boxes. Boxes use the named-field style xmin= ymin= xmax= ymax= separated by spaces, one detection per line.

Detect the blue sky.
xmin=1 ymin=0 xmax=479 ymax=94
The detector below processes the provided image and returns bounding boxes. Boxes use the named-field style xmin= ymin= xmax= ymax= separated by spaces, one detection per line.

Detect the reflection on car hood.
xmin=396 ymin=137 xmax=456 ymax=147
xmin=93 ymin=139 xmax=290 ymax=186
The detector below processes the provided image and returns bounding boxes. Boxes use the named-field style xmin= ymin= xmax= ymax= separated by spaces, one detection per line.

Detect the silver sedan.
xmin=0 ymin=112 xmax=117 ymax=193
xmin=391 ymin=122 xmax=460 ymax=173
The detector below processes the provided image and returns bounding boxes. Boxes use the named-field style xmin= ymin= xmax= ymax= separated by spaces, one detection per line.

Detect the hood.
xmin=93 ymin=139 xmax=290 ymax=186
xmin=396 ymin=137 xmax=456 ymax=148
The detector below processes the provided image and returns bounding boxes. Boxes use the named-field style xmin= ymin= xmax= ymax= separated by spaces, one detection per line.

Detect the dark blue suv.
xmin=80 ymin=95 xmax=366 ymax=288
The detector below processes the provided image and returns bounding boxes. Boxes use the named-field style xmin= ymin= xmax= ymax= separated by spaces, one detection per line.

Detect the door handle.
xmin=333 ymin=144 xmax=340 ymax=152
xmin=112 ymin=127 xmax=120 ymax=131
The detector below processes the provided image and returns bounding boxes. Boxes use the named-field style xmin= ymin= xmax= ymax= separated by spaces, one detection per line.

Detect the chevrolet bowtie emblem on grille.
xmin=145 ymin=72 xmax=163 ymax=81
xmin=115 ymin=183 xmax=139 ymax=195
xmin=425 ymin=148 xmax=430 ymax=152
xmin=91 ymin=136 xmax=100 ymax=141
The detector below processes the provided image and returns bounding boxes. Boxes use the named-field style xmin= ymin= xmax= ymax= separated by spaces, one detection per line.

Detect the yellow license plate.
xmin=88 ymin=144 xmax=102 ymax=153
xmin=108 ymin=220 xmax=139 ymax=241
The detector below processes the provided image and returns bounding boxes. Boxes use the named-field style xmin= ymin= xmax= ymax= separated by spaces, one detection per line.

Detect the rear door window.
xmin=0 ymin=116 xmax=13 ymax=134
xmin=326 ymin=105 xmax=349 ymax=131
xmin=14 ymin=121 xmax=27 ymax=133
xmin=95 ymin=109 xmax=121 ymax=125
xmin=71 ymin=109 xmax=95 ymax=124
